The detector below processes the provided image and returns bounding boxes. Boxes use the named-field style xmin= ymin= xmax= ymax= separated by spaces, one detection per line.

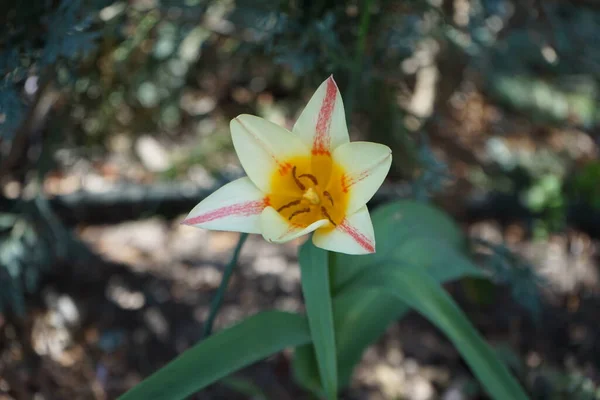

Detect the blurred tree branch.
xmin=1 ymin=181 xmax=600 ymax=240
xmin=0 ymin=78 xmax=60 ymax=180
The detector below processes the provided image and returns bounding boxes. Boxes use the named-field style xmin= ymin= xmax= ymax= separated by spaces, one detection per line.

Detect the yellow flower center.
xmin=268 ymin=154 xmax=348 ymax=229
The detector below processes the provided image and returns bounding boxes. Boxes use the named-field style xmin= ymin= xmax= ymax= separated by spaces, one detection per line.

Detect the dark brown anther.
xmin=323 ymin=191 xmax=334 ymax=205
xmin=299 ymin=173 xmax=318 ymax=186
xmin=292 ymin=166 xmax=305 ymax=190
xmin=321 ymin=206 xmax=337 ymax=226
xmin=289 ymin=208 xmax=311 ymax=221
xmin=277 ymin=199 xmax=301 ymax=212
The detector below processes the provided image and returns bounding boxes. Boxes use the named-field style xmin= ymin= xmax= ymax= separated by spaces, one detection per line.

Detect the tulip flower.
xmin=183 ymin=76 xmax=392 ymax=254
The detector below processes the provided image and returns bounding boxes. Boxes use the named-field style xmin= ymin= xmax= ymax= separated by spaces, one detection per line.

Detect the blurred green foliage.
xmin=1 ymin=0 xmax=590 ymax=325
xmin=0 ymin=197 xmax=93 ymax=314
xmin=533 ymin=368 xmax=600 ymax=400
xmin=3 ymin=0 xmax=600 ymax=150
xmin=570 ymin=161 xmax=600 ymax=208
xmin=472 ymin=237 xmax=543 ymax=318
xmin=0 ymin=0 xmax=107 ymax=136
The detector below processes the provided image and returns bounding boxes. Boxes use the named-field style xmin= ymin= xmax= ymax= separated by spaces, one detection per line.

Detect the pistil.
xmin=303 ymin=188 xmax=321 ymax=205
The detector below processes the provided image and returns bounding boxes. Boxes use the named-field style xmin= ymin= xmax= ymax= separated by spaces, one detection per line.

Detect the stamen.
xmin=323 ymin=191 xmax=334 ymax=205
xmin=321 ymin=206 xmax=337 ymax=226
xmin=299 ymin=173 xmax=318 ymax=185
xmin=277 ymin=199 xmax=301 ymax=212
xmin=289 ymin=208 xmax=311 ymax=221
xmin=292 ymin=166 xmax=305 ymax=190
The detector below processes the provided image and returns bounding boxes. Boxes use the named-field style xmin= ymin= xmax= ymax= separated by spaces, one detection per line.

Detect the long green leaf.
xmin=299 ymin=242 xmax=338 ymax=400
xmin=294 ymin=291 xmax=407 ymax=392
xmin=332 ymin=289 xmax=408 ymax=386
xmin=348 ymin=267 xmax=529 ymax=400
xmin=292 ymin=344 xmax=322 ymax=395
xmin=332 ymin=200 xmax=469 ymax=292
xmin=295 ymin=200 xmax=484 ymax=391
xmin=330 ymin=237 xmax=484 ymax=387
xmin=119 ymin=311 xmax=311 ymax=400
xmin=221 ymin=376 xmax=269 ymax=400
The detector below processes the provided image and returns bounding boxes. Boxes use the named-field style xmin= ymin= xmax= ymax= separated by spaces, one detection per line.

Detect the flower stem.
xmin=202 ymin=232 xmax=249 ymax=338
xmin=345 ymin=0 xmax=373 ymax=122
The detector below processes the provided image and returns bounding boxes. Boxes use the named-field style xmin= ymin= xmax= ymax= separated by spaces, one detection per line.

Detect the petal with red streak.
xmin=182 ymin=177 xmax=267 ymax=234
xmin=293 ymin=76 xmax=349 ymax=155
xmin=334 ymin=141 xmax=392 ymax=214
xmin=312 ymin=206 xmax=375 ymax=255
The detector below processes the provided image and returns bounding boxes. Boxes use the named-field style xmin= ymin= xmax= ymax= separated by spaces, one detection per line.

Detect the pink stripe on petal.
xmin=312 ymin=77 xmax=337 ymax=155
xmin=339 ymin=219 xmax=375 ymax=253
xmin=182 ymin=199 xmax=266 ymax=225
xmin=341 ymin=153 xmax=391 ymax=193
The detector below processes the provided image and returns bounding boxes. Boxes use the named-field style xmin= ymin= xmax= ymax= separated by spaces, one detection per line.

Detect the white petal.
xmin=333 ymin=141 xmax=392 ymax=214
xmin=182 ymin=177 xmax=266 ymax=234
xmin=293 ymin=76 xmax=349 ymax=154
xmin=312 ymin=206 xmax=375 ymax=254
xmin=231 ymin=115 xmax=309 ymax=192
xmin=260 ymin=206 xmax=328 ymax=243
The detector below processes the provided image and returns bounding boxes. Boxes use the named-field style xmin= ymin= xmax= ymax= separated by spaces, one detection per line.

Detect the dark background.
xmin=1 ymin=0 xmax=600 ymax=398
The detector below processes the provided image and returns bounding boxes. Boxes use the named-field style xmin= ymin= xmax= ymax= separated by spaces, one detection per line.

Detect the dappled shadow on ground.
xmin=0 ymin=220 xmax=308 ymax=400
xmin=1 ymin=212 xmax=600 ymax=399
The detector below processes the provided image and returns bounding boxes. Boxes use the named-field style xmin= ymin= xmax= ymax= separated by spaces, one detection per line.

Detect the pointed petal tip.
xmin=362 ymin=241 xmax=376 ymax=254
xmin=326 ymin=75 xmax=339 ymax=89
xmin=230 ymin=115 xmax=245 ymax=126
xmin=181 ymin=215 xmax=200 ymax=227
xmin=180 ymin=218 xmax=194 ymax=226
xmin=230 ymin=114 xmax=255 ymax=127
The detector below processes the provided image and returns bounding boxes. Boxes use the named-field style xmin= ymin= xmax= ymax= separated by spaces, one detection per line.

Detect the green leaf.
xmin=119 ymin=311 xmax=311 ymax=400
xmin=292 ymin=344 xmax=322 ymax=394
xmin=393 ymin=237 xmax=484 ymax=282
xmin=371 ymin=200 xmax=465 ymax=248
xmin=294 ymin=291 xmax=407 ymax=392
xmin=332 ymin=289 xmax=408 ymax=387
xmin=347 ymin=266 xmax=529 ymax=400
xmin=295 ymin=200 xmax=484 ymax=392
xmin=327 ymin=237 xmax=483 ymax=388
xmin=298 ymin=242 xmax=338 ymax=400
xmin=221 ymin=376 xmax=269 ymax=400
xmin=332 ymin=200 xmax=468 ymax=291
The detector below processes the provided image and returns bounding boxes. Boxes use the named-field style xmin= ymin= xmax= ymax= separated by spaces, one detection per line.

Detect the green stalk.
xmin=345 ymin=0 xmax=374 ymax=122
xmin=299 ymin=243 xmax=337 ymax=400
xmin=202 ymin=232 xmax=249 ymax=338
